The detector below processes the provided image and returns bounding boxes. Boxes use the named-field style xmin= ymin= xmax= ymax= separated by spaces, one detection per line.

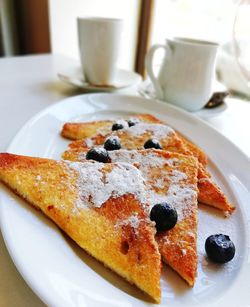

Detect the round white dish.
xmin=0 ymin=94 xmax=249 ymax=307
xmin=58 ymin=66 xmax=142 ymax=92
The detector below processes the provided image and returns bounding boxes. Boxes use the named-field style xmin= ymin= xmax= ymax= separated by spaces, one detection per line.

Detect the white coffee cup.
xmin=77 ymin=17 xmax=123 ymax=86
xmin=145 ymin=37 xmax=219 ymax=111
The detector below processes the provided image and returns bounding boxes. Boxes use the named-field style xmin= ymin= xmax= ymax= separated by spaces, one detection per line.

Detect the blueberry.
xmin=205 ymin=234 xmax=235 ymax=264
xmin=127 ymin=118 xmax=140 ymax=127
xmin=112 ymin=123 xmax=124 ymax=131
xmin=86 ymin=148 xmax=110 ymax=163
xmin=150 ymin=203 xmax=177 ymax=232
xmin=144 ymin=138 xmax=162 ymax=149
xmin=104 ymin=136 xmax=121 ymax=151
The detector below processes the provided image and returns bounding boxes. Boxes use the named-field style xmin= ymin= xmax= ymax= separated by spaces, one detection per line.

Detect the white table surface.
xmin=0 ymin=54 xmax=249 ymax=307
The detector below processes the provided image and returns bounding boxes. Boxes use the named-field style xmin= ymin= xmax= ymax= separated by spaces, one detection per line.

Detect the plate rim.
xmin=4 ymin=92 xmax=249 ymax=162
xmin=1 ymin=93 xmax=250 ymax=307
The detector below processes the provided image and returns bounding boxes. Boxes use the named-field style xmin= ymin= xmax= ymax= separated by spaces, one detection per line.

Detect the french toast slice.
xmin=62 ymin=123 xmax=234 ymax=214
xmin=65 ymin=148 xmax=199 ymax=286
xmin=0 ymin=153 xmax=161 ymax=303
xmin=61 ymin=114 xmax=207 ymax=166
xmin=61 ymin=114 xmax=161 ymax=140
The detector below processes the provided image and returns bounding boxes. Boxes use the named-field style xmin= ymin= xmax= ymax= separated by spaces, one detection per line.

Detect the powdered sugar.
xmin=142 ymin=184 xmax=196 ymax=221
xmin=161 ymin=184 xmax=197 ymax=220
xmin=116 ymin=214 xmax=141 ymax=230
xmin=165 ymin=158 xmax=180 ymax=167
xmin=84 ymin=138 xmax=94 ymax=148
xmin=114 ymin=119 xmax=129 ymax=129
xmin=105 ymin=135 xmax=120 ymax=143
xmin=127 ymin=117 xmax=140 ymax=125
xmin=34 ymin=174 xmax=46 ymax=186
xmin=199 ymin=178 xmax=212 ymax=184
xmin=170 ymin=169 xmax=187 ymax=182
xmin=126 ymin=123 xmax=174 ymax=139
xmin=109 ymin=149 xmax=168 ymax=168
xmin=181 ymin=249 xmax=187 ymax=256
xmin=109 ymin=150 xmax=197 ymax=222
xmin=75 ymin=149 xmax=197 ymax=222
xmin=66 ymin=161 xmax=146 ymax=210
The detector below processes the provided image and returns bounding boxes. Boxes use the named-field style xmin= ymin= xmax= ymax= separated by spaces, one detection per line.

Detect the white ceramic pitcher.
xmin=145 ymin=37 xmax=219 ymax=111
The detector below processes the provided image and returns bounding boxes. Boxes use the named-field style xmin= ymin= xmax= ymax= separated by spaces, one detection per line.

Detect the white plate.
xmin=58 ymin=66 xmax=142 ymax=92
xmin=0 ymin=94 xmax=250 ymax=307
xmin=138 ymin=80 xmax=228 ymax=119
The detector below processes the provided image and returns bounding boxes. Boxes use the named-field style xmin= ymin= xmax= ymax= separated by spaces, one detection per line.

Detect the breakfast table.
xmin=0 ymin=54 xmax=249 ymax=306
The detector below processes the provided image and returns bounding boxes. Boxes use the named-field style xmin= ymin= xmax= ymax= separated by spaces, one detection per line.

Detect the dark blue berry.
xmin=150 ymin=203 xmax=177 ymax=232
xmin=205 ymin=234 xmax=235 ymax=263
xmin=144 ymin=138 xmax=162 ymax=149
xmin=127 ymin=118 xmax=139 ymax=127
xmin=86 ymin=148 xmax=110 ymax=163
xmin=112 ymin=123 xmax=124 ymax=131
xmin=104 ymin=136 xmax=121 ymax=151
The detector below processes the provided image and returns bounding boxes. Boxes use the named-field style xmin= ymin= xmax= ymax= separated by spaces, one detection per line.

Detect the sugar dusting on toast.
xmin=0 ymin=153 xmax=162 ymax=302
xmin=65 ymin=161 xmax=146 ymax=209
xmin=64 ymin=148 xmax=197 ymax=224
xmin=114 ymin=119 xmax=129 ymax=129
xmin=108 ymin=150 xmax=197 ymax=222
xmin=105 ymin=149 xmax=198 ymax=286
xmin=83 ymin=123 xmax=175 ymax=149
xmin=85 ymin=138 xmax=94 ymax=148
xmin=73 ymin=149 xmax=197 ymax=222
xmin=125 ymin=123 xmax=174 ymax=139
xmin=147 ymin=175 xmax=197 ymax=222
xmin=115 ymin=214 xmax=142 ymax=233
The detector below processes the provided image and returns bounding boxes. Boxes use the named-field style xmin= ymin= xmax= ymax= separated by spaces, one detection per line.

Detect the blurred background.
xmin=0 ymin=0 xmax=249 ymax=96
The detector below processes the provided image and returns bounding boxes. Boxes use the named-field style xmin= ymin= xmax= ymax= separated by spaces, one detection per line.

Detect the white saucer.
xmin=193 ymin=103 xmax=227 ymax=119
xmin=138 ymin=80 xmax=228 ymax=119
xmin=58 ymin=66 xmax=142 ymax=92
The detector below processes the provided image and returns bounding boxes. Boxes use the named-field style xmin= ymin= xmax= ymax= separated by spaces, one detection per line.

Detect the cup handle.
xmin=145 ymin=43 xmax=172 ymax=100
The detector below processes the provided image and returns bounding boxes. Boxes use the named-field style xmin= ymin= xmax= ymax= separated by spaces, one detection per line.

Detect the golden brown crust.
xmin=198 ymin=165 xmax=235 ymax=214
xmin=61 ymin=120 xmax=114 ymax=140
xmin=157 ymin=216 xmax=197 ymax=286
xmin=177 ymin=135 xmax=207 ymax=166
xmin=0 ymin=153 xmax=161 ymax=303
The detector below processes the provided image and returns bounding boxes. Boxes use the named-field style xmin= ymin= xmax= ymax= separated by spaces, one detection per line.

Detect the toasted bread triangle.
xmin=61 ymin=113 xmax=207 ymax=166
xmin=105 ymin=149 xmax=199 ymax=286
xmin=0 ymin=153 xmax=161 ymax=303
xmin=64 ymin=148 xmax=199 ymax=286
xmin=61 ymin=114 xmax=162 ymax=141
xmin=62 ymin=122 xmax=234 ymax=214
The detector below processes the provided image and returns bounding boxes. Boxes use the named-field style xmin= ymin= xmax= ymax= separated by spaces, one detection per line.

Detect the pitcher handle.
xmin=145 ymin=43 xmax=172 ymax=100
